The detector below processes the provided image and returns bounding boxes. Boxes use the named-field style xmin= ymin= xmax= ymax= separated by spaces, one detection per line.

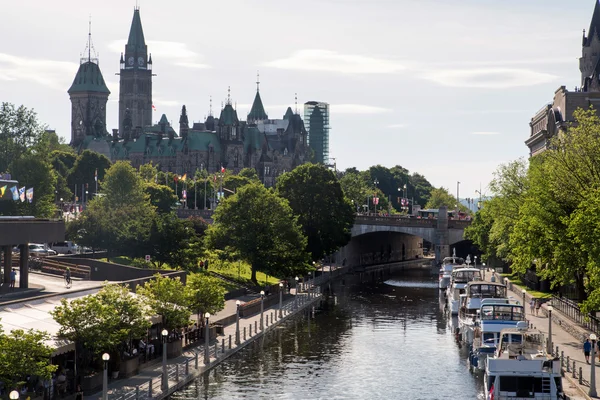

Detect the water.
xmin=172 ymin=274 xmax=485 ymax=400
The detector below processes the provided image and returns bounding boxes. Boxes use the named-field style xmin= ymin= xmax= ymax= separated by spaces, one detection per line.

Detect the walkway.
xmin=91 ymin=288 xmax=322 ymax=400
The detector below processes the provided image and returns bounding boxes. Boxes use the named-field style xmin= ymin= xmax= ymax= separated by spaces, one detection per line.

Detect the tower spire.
xmin=88 ymin=16 xmax=92 ymax=62
xmin=209 ymin=95 xmax=213 ymax=116
xmin=256 ymin=70 xmax=260 ymax=92
xmin=295 ymin=93 xmax=298 ymax=114
xmin=81 ymin=15 xmax=98 ymax=64
xmin=227 ymin=86 xmax=231 ymax=105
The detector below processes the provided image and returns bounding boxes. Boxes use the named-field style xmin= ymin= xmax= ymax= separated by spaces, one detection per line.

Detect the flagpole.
xmin=194 ymin=178 xmax=197 ymax=210
xmin=204 ymin=177 xmax=207 ymax=210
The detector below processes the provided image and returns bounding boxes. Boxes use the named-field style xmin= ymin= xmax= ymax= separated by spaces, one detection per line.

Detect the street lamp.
xmin=374 ymin=179 xmax=379 ymax=214
xmin=591 ymin=333 xmax=598 ymax=397
xmin=474 ymin=256 xmax=477 ymax=269
xmin=204 ymin=312 xmax=210 ymax=365
xmin=482 ymin=262 xmax=486 ymax=280
xmin=279 ymin=282 xmax=283 ymax=318
xmin=102 ymin=353 xmax=110 ymax=400
xmin=235 ymin=300 xmax=241 ymax=345
xmin=547 ymin=305 xmax=553 ymax=354
xmin=9 ymin=391 xmax=19 ymax=400
xmin=260 ymin=290 xmax=265 ymax=331
xmin=161 ymin=329 xmax=168 ymax=391
xmin=521 ymin=289 xmax=526 ymax=310
xmin=295 ymin=276 xmax=300 ymax=293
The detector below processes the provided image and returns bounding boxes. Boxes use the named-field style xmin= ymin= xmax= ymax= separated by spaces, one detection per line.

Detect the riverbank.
xmin=92 ymin=287 xmax=323 ymax=400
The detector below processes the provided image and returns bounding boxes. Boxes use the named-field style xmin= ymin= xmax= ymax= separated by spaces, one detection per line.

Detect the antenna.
xmin=256 ymin=70 xmax=260 ymax=92
xmin=209 ymin=95 xmax=213 ymax=116
xmin=88 ymin=16 xmax=92 ymax=62
xmin=82 ymin=15 xmax=97 ymax=65
xmin=227 ymin=86 xmax=231 ymax=105
xmin=295 ymin=93 xmax=298 ymax=114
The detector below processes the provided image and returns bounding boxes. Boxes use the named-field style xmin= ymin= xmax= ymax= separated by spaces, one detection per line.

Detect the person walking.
xmin=535 ymin=299 xmax=541 ymax=316
xmin=584 ymin=337 xmax=592 ymax=364
xmin=529 ymin=299 xmax=535 ymax=315
xmin=9 ymin=268 xmax=16 ymax=289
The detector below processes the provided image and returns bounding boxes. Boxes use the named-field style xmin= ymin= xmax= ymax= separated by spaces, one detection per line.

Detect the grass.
xmin=500 ymin=272 xmax=553 ymax=299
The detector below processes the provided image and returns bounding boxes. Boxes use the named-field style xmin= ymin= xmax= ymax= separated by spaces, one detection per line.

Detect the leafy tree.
xmin=139 ymin=162 xmax=159 ymax=183
xmin=145 ymin=183 xmax=177 ymax=214
xmin=184 ymin=273 xmax=226 ymax=325
xmin=188 ymin=216 xmax=209 ymax=237
xmin=276 ymin=163 xmax=355 ymax=261
xmin=205 ymin=183 xmax=309 ymax=283
xmin=0 ymin=103 xmax=46 ymax=172
xmin=7 ymin=153 xmax=56 ymax=218
xmin=136 ymin=274 xmax=191 ymax=331
xmin=424 ymin=187 xmax=468 ymax=213
xmin=408 ymin=172 xmax=435 ymax=208
xmin=145 ymin=213 xmax=198 ymax=269
xmin=32 ymin=130 xmax=73 ymax=155
xmin=238 ymin=167 xmax=260 ymax=181
xmin=339 ymin=170 xmax=370 ymax=212
xmin=68 ymin=150 xmax=111 ymax=198
xmin=0 ymin=327 xmax=57 ymax=390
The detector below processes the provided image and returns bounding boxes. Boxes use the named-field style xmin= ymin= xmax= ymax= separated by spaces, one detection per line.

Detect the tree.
xmin=238 ymin=167 xmax=260 ymax=181
xmin=32 ymin=130 xmax=73 ymax=155
xmin=136 ymin=274 xmax=191 ymax=331
xmin=339 ymin=170 xmax=370 ymax=212
xmin=0 ymin=103 xmax=46 ymax=172
xmin=276 ymin=163 xmax=355 ymax=261
xmin=205 ymin=183 xmax=309 ymax=283
xmin=145 ymin=183 xmax=177 ymax=214
xmin=139 ymin=162 xmax=159 ymax=183
xmin=0 ymin=327 xmax=57 ymax=390
xmin=424 ymin=187 xmax=468 ymax=213
xmin=145 ymin=213 xmax=199 ymax=269
xmin=8 ymin=153 xmax=56 ymax=218
xmin=68 ymin=150 xmax=111 ymax=198
xmin=184 ymin=273 xmax=226 ymax=325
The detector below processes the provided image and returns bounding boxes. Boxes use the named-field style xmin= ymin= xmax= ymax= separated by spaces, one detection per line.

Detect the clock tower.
xmin=118 ymin=7 xmax=152 ymax=137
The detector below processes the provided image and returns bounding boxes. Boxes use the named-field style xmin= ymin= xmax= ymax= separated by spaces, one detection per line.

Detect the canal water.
xmin=171 ymin=273 xmax=485 ymax=399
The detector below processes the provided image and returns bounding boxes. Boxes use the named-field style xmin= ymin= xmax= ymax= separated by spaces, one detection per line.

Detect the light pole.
xmin=295 ymin=276 xmax=300 ymax=293
xmin=482 ymin=262 xmax=486 ymax=280
xmin=591 ymin=333 xmax=598 ymax=397
xmin=456 ymin=181 xmax=461 ymax=217
xmin=102 ymin=353 xmax=110 ymax=400
xmin=474 ymin=256 xmax=477 ymax=269
xmin=521 ymin=289 xmax=526 ymax=310
xmin=403 ymin=183 xmax=407 ymax=201
xmin=235 ymin=300 xmax=241 ymax=345
xmin=161 ymin=329 xmax=168 ymax=391
xmin=547 ymin=305 xmax=553 ymax=355
xmin=279 ymin=282 xmax=283 ymax=318
xmin=373 ymin=179 xmax=379 ymax=214
xmin=295 ymin=276 xmax=299 ymax=309
xmin=204 ymin=312 xmax=210 ymax=365
xmin=260 ymin=290 xmax=265 ymax=331
xmin=9 ymin=390 xmax=19 ymax=400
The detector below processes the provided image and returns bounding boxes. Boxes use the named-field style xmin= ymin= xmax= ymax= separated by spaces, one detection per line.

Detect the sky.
xmin=0 ymin=0 xmax=595 ymax=198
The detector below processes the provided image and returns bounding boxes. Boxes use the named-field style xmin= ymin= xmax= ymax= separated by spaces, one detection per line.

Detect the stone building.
xmin=69 ymin=8 xmax=310 ymax=185
xmin=526 ymin=0 xmax=600 ymax=156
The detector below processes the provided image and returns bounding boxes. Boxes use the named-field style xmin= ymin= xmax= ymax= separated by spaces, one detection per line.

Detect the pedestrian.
xmin=75 ymin=385 xmax=83 ymax=400
xmin=535 ymin=299 xmax=541 ymax=316
xmin=10 ymin=268 xmax=16 ymax=289
xmin=199 ymin=260 xmax=204 ymax=269
xmin=529 ymin=299 xmax=535 ymax=315
xmin=584 ymin=337 xmax=592 ymax=364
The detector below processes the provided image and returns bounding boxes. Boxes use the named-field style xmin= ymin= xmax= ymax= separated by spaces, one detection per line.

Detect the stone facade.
xmin=526 ymin=1 xmax=600 ymax=156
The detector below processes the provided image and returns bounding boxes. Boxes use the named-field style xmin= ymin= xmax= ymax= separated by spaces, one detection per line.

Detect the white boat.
xmin=446 ymin=267 xmax=482 ymax=315
xmin=438 ymin=254 xmax=465 ymax=290
xmin=484 ymin=322 xmax=565 ymax=400
xmin=458 ymin=281 xmax=507 ymax=345
xmin=469 ymin=300 xmax=525 ymax=371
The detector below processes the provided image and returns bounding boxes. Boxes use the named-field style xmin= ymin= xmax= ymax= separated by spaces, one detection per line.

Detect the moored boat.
xmin=446 ymin=267 xmax=482 ymax=315
xmin=458 ymin=281 xmax=507 ymax=345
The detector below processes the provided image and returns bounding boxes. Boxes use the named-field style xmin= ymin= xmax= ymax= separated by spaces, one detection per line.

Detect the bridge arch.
xmin=351 ymin=224 xmax=436 ymax=244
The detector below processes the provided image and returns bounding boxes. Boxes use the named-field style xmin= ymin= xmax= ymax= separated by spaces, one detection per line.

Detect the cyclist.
xmin=64 ymin=266 xmax=71 ymax=286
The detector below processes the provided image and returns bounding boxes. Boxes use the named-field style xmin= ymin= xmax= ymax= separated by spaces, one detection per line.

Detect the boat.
xmin=438 ymin=251 xmax=465 ymax=290
xmin=458 ymin=281 xmax=507 ymax=345
xmin=446 ymin=267 xmax=482 ymax=315
xmin=469 ymin=300 xmax=525 ymax=371
xmin=484 ymin=321 xmax=565 ymax=399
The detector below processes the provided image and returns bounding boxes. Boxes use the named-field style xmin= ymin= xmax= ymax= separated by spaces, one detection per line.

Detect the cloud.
xmin=386 ymin=124 xmax=407 ymax=129
xmin=421 ymin=68 xmax=558 ymax=89
xmin=264 ymin=49 xmax=405 ymax=74
xmin=0 ymin=53 xmax=77 ymax=90
xmin=333 ymin=104 xmax=392 ymax=114
xmin=108 ymin=40 xmax=210 ymax=69
xmin=471 ymin=131 xmax=501 ymax=135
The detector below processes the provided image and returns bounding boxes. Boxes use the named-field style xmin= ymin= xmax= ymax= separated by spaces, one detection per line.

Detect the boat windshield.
xmin=481 ymin=305 xmax=525 ymax=321
xmin=453 ymin=270 xmax=481 ymax=283
xmin=469 ymin=284 xmax=506 ymax=298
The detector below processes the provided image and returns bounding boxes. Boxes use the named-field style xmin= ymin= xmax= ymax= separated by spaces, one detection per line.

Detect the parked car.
xmin=50 ymin=241 xmax=79 ymax=254
xmin=28 ymin=243 xmax=57 ymax=257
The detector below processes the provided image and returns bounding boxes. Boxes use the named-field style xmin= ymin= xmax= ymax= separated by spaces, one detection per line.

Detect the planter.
xmin=81 ymin=372 xmax=103 ymax=395
xmin=167 ymin=339 xmax=182 ymax=359
xmin=119 ymin=356 xmax=140 ymax=378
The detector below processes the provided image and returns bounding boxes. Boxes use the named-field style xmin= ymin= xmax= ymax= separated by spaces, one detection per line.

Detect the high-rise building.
xmin=304 ymin=101 xmax=330 ymax=164
xmin=118 ymin=7 xmax=153 ymax=138
xmin=526 ymin=0 xmax=600 ymax=156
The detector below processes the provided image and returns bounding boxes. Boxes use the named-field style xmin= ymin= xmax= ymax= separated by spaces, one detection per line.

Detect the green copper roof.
xmin=126 ymin=9 xmax=147 ymax=54
xmin=243 ymin=126 xmax=265 ymax=153
xmin=248 ymin=91 xmax=268 ymax=121
xmin=68 ymin=61 xmax=110 ymax=94
xmin=283 ymin=107 xmax=294 ymax=120
xmin=219 ymin=104 xmax=239 ymax=126
xmin=108 ymin=131 xmax=221 ymax=160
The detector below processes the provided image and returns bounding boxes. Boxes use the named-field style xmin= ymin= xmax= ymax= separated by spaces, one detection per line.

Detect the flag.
xmin=10 ymin=186 xmax=18 ymax=201
xmin=19 ymin=187 xmax=26 ymax=202
xmin=174 ymin=175 xmax=179 ymax=182
xmin=182 ymin=190 xmax=187 ymax=199
xmin=181 ymin=173 xmax=187 ymax=182
xmin=94 ymin=168 xmax=98 ymax=182
xmin=26 ymin=188 xmax=33 ymax=203
xmin=152 ymin=104 xmax=157 ymax=111
xmin=0 ymin=185 xmax=6 ymax=197
xmin=221 ymin=166 xmax=225 ymax=173
xmin=213 ymin=175 xmax=217 ymax=183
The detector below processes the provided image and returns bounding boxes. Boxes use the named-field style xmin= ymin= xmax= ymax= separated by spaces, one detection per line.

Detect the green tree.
xmin=184 ymin=273 xmax=226 ymax=325
xmin=205 ymin=183 xmax=309 ymax=283
xmin=139 ymin=162 xmax=159 ymax=183
xmin=145 ymin=213 xmax=199 ymax=269
xmin=0 ymin=327 xmax=57 ymax=390
xmin=424 ymin=187 xmax=468 ymax=213
xmin=276 ymin=163 xmax=355 ymax=261
xmin=8 ymin=153 xmax=57 ymax=218
xmin=68 ymin=150 xmax=111 ymax=198
xmin=339 ymin=170 xmax=370 ymax=212
xmin=136 ymin=274 xmax=191 ymax=330
xmin=238 ymin=167 xmax=260 ymax=181
xmin=32 ymin=130 xmax=73 ymax=155
xmin=145 ymin=183 xmax=177 ymax=214
xmin=0 ymin=103 xmax=46 ymax=172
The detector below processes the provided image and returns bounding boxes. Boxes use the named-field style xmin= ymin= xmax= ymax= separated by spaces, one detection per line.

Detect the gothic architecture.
xmin=526 ymin=0 xmax=600 ymax=156
xmin=69 ymin=8 xmax=310 ymax=185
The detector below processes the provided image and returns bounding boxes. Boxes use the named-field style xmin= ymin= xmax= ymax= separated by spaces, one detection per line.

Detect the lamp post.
xmin=295 ymin=276 xmax=300 ymax=293
xmin=474 ymin=256 xmax=477 ymax=269
xmin=204 ymin=312 xmax=210 ymax=365
xmin=521 ymin=289 xmax=526 ymax=310
xmin=235 ymin=300 xmax=241 ymax=345
xmin=161 ymin=329 xmax=168 ymax=391
xmin=279 ymin=282 xmax=283 ymax=318
xmin=547 ymin=305 xmax=553 ymax=354
xmin=482 ymin=262 xmax=486 ymax=280
xmin=102 ymin=353 xmax=110 ymax=400
xmin=9 ymin=391 xmax=19 ymax=400
xmin=374 ymin=179 xmax=379 ymax=214
xmin=260 ymin=290 xmax=265 ymax=331
xmin=591 ymin=333 xmax=598 ymax=397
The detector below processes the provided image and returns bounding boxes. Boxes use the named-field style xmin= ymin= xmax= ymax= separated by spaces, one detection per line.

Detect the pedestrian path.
xmin=91 ymin=288 xmax=322 ymax=400
xmin=489 ymin=270 xmax=598 ymax=399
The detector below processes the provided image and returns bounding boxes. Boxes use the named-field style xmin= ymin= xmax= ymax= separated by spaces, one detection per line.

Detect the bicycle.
xmin=64 ymin=275 xmax=72 ymax=289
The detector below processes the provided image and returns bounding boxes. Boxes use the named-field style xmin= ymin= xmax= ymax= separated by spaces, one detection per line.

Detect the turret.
xmin=179 ymin=105 xmax=189 ymax=139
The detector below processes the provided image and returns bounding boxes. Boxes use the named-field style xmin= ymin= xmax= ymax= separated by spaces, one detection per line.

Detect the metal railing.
xmin=552 ymin=295 xmax=600 ymax=334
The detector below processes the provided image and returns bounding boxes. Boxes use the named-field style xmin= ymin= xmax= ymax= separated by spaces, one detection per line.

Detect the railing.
xmin=552 ymin=295 xmax=600 ymax=334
